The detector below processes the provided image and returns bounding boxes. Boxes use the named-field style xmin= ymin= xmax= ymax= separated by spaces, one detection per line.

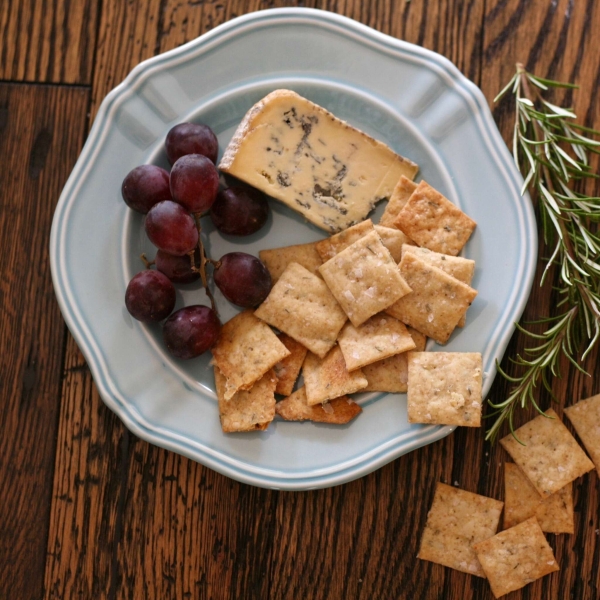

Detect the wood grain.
xmin=0 ymin=0 xmax=99 ymax=83
xmin=0 ymin=83 xmax=89 ymax=600
xmin=0 ymin=1 xmax=596 ymax=599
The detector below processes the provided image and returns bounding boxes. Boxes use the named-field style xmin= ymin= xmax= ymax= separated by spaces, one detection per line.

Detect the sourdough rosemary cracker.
xmin=500 ymin=408 xmax=594 ymax=498
xmin=379 ymin=175 xmax=417 ymax=227
xmin=418 ymin=482 xmax=503 ymax=578
xmin=273 ymin=334 xmax=308 ymax=396
xmin=254 ymin=262 xmax=347 ymax=358
xmin=259 ymin=241 xmax=322 ymax=283
xmin=374 ymin=225 xmax=412 ymax=262
xmin=315 ymin=220 xmax=375 ymax=261
xmin=318 ymin=230 xmax=411 ymax=327
xmin=211 ymin=310 xmax=290 ymax=400
xmin=473 ymin=517 xmax=559 ymax=598
xmin=564 ymin=394 xmax=600 ymax=476
xmin=275 ymin=387 xmax=362 ymax=424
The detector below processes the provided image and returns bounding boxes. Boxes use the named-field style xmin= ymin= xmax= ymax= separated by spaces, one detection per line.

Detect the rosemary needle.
xmin=487 ymin=64 xmax=600 ymax=441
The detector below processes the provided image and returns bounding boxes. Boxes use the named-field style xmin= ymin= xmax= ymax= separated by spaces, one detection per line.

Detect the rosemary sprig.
xmin=487 ymin=64 xmax=600 ymax=441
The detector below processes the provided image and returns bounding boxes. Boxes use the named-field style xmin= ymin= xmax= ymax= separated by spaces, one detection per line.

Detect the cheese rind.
xmin=219 ymin=90 xmax=418 ymax=232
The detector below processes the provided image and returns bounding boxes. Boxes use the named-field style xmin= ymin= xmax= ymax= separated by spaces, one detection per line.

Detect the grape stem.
xmin=191 ymin=213 xmax=218 ymax=314
xmin=140 ymin=253 xmax=155 ymax=269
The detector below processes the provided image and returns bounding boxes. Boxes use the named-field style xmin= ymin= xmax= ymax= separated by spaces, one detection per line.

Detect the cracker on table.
xmin=259 ymin=241 xmax=322 ymax=283
xmin=215 ymin=368 xmax=277 ymax=432
xmin=318 ymin=230 xmax=412 ymax=327
xmin=303 ymin=345 xmax=368 ymax=405
xmin=500 ymin=408 xmax=594 ymax=498
xmin=379 ymin=175 xmax=418 ymax=227
xmin=386 ymin=252 xmax=477 ymax=344
xmin=211 ymin=310 xmax=290 ymax=400
xmin=362 ymin=327 xmax=427 ymax=393
xmin=374 ymin=225 xmax=413 ymax=262
xmin=315 ymin=220 xmax=375 ymax=262
xmin=275 ymin=386 xmax=362 ymax=424
xmin=407 ymin=352 xmax=482 ymax=427
xmin=401 ymin=244 xmax=475 ymax=327
xmin=418 ymin=482 xmax=503 ymax=578
xmin=273 ymin=334 xmax=308 ymax=396
xmin=504 ymin=463 xmax=574 ymax=534
xmin=254 ymin=262 xmax=347 ymax=358
xmin=394 ymin=180 xmax=476 ymax=256
xmin=564 ymin=393 xmax=600 ymax=476
xmin=337 ymin=314 xmax=416 ymax=371
xmin=473 ymin=517 xmax=559 ymax=598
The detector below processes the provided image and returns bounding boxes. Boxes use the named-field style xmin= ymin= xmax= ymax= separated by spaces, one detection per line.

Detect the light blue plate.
xmin=50 ymin=8 xmax=536 ymax=490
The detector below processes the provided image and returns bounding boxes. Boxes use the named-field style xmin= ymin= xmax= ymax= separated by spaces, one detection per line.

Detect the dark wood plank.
xmin=0 ymin=82 xmax=89 ymax=600
xmin=0 ymin=0 xmax=99 ymax=84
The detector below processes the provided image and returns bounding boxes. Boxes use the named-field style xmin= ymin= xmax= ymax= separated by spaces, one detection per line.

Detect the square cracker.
xmin=500 ymin=408 xmax=594 ymax=498
xmin=259 ymin=241 xmax=322 ymax=283
xmin=303 ymin=345 xmax=368 ymax=405
xmin=315 ymin=220 xmax=375 ymax=262
xmin=504 ymin=463 xmax=574 ymax=533
xmin=362 ymin=327 xmax=427 ymax=393
xmin=374 ymin=225 xmax=413 ymax=262
xmin=473 ymin=517 xmax=559 ymax=598
xmin=407 ymin=352 xmax=482 ymax=427
xmin=254 ymin=262 xmax=347 ymax=358
xmin=318 ymin=230 xmax=412 ymax=327
xmin=394 ymin=180 xmax=476 ymax=256
xmin=275 ymin=386 xmax=362 ymax=424
xmin=337 ymin=314 xmax=416 ymax=371
xmin=418 ymin=482 xmax=503 ymax=578
xmin=273 ymin=334 xmax=308 ymax=396
xmin=401 ymin=244 xmax=475 ymax=327
xmin=211 ymin=310 xmax=290 ymax=400
xmin=215 ymin=368 xmax=276 ymax=432
xmin=564 ymin=393 xmax=600 ymax=476
xmin=379 ymin=175 xmax=418 ymax=227
xmin=386 ymin=252 xmax=477 ymax=344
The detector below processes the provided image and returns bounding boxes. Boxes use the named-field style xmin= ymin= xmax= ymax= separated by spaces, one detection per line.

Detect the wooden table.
xmin=1 ymin=1 xmax=599 ymax=598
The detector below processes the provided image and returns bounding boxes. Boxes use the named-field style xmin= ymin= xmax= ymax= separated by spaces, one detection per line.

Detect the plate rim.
xmin=50 ymin=7 xmax=537 ymax=490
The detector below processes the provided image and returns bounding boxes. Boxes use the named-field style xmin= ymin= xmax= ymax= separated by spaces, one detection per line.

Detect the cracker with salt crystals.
xmin=215 ymin=367 xmax=277 ymax=432
xmin=374 ymin=225 xmax=413 ymax=263
xmin=407 ymin=352 xmax=482 ymax=426
xmin=504 ymin=463 xmax=574 ymax=533
xmin=337 ymin=314 xmax=416 ymax=371
xmin=394 ymin=180 xmax=476 ymax=256
xmin=564 ymin=393 xmax=600 ymax=476
xmin=254 ymin=262 xmax=347 ymax=358
xmin=379 ymin=175 xmax=418 ymax=227
xmin=418 ymin=482 xmax=503 ymax=578
xmin=500 ymin=408 xmax=594 ymax=498
xmin=275 ymin=386 xmax=362 ymax=424
xmin=318 ymin=230 xmax=411 ymax=327
xmin=211 ymin=310 xmax=290 ymax=401
xmin=259 ymin=241 xmax=322 ymax=283
xmin=401 ymin=244 xmax=475 ymax=327
xmin=273 ymin=334 xmax=308 ymax=396
xmin=362 ymin=327 xmax=427 ymax=393
xmin=303 ymin=345 xmax=368 ymax=405
xmin=386 ymin=252 xmax=477 ymax=344
xmin=315 ymin=219 xmax=375 ymax=262
xmin=473 ymin=517 xmax=559 ymax=599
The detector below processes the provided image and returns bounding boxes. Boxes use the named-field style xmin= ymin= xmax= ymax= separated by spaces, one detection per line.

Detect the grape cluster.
xmin=122 ymin=122 xmax=272 ymax=359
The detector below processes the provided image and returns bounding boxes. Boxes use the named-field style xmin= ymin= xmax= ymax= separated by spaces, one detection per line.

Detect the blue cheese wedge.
xmin=219 ymin=90 xmax=418 ymax=232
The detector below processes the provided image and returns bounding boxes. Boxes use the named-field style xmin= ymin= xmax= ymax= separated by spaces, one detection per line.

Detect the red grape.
xmin=163 ymin=305 xmax=221 ymax=359
xmin=145 ymin=200 xmax=198 ymax=256
xmin=125 ymin=270 xmax=176 ymax=322
xmin=165 ymin=122 xmax=219 ymax=165
xmin=210 ymin=186 xmax=269 ymax=236
xmin=170 ymin=154 xmax=220 ymax=214
xmin=121 ymin=165 xmax=171 ymax=213
xmin=155 ymin=249 xmax=200 ymax=284
xmin=213 ymin=253 xmax=271 ymax=308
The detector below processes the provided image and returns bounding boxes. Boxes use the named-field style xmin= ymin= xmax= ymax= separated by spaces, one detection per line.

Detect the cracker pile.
xmin=212 ymin=178 xmax=483 ymax=433
xmin=418 ymin=406 xmax=598 ymax=598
